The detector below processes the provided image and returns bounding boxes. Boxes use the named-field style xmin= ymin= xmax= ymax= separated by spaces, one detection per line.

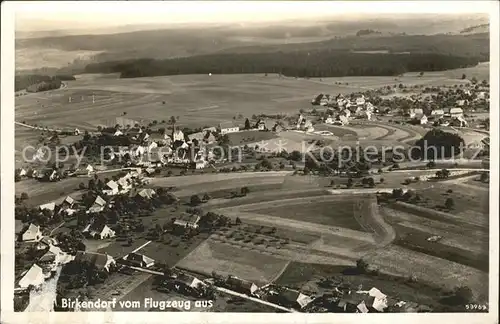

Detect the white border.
xmin=2 ymin=1 xmax=499 ymax=323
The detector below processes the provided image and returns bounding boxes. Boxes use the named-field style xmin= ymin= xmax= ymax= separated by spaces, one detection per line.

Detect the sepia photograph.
xmin=1 ymin=1 xmax=498 ymax=322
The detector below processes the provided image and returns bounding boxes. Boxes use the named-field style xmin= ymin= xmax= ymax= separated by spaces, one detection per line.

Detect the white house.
xmin=219 ymin=122 xmax=239 ymax=135
xmin=18 ymin=264 xmax=45 ymax=288
xmin=174 ymin=214 xmax=201 ymax=229
xmin=20 ymin=224 xmax=42 ymax=242
xmin=18 ymin=168 xmax=27 ymax=177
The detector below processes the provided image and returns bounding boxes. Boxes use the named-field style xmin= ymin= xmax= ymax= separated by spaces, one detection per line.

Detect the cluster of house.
xmin=16 ymin=225 xmax=74 ymax=290
xmin=407 ymin=107 xmax=467 ymax=127
xmin=315 ymin=94 xmax=376 ymax=126
xmin=16 ymin=164 xmax=96 ymax=183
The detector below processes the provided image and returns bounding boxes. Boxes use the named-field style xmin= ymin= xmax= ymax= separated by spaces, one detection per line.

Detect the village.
xmin=13 ymin=74 xmax=490 ymax=313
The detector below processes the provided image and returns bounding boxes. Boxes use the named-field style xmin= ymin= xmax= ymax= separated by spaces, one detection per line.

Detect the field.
xmin=176 ymin=240 xmax=290 ymax=285
xmin=15 ymin=65 xmax=488 ymax=133
xmin=275 ymin=261 xmax=448 ymax=307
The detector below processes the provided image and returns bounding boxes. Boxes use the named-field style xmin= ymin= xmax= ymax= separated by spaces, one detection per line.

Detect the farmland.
xmin=14 ymin=65 xmax=488 ymax=132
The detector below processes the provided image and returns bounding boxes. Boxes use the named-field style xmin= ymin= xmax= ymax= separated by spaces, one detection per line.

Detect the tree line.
xmin=15 ymin=74 xmax=75 ymax=92
xmin=83 ymin=50 xmax=481 ymax=79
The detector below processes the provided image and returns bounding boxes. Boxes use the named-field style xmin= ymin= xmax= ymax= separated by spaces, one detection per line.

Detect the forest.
xmin=83 ymin=50 xmax=481 ymax=79
xmin=15 ymin=74 xmax=75 ymax=92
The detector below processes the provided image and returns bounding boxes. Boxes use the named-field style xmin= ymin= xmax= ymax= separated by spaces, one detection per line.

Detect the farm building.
xmin=18 ymin=168 xmax=27 ymax=177
xmin=122 ymin=252 xmax=155 ymax=268
xmin=19 ymin=224 xmax=42 ymax=242
xmin=18 ymin=264 xmax=45 ymax=289
xmin=225 ymin=275 xmax=259 ymax=295
xmin=38 ymin=245 xmax=73 ymax=266
xmin=75 ymin=251 xmax=116 ymax=272
xmin=173 ymin=214 xmax=201 ymax=229
xmin=36 ymin=236 xmax=59 ymax=251
xmin=82 ymin=223 xmax=115 ymax=239
xmin=173 ymin=273 xmax=206 ymax=294
xmin=357 ymin=287 xmax=388 ymax=312
xmin=274 ymin=287 xmax=313 ymax=309
xmin=61 ymin=196 xmax=75 ymax=208
xmin=136 ymin=188 xmax=156 ymax=200
xmin=39 ymin=202 xmax=56 ymax=213
xmin=430 ymin=109 xmax=444 ymax=117
xmin=103 ymin=180 xmax=119 ymax=196
xmin=450 ymin=107 xmax=464 ymax=118
xmin=219 ymin=121 xmax=240 ymax=135
xmin=87 ymin=195 xmax=106 ymax=214
xmin=172 ymin=128 xmax=185 ymax=142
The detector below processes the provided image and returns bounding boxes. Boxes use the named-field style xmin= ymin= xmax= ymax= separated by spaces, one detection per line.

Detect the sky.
xmin=13 ymin=1 xmax=492 ymax=32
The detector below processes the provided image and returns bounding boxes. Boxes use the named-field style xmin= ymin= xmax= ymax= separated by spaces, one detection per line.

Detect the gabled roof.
xmin=175 ymin=273 xmax=204 ymax=288
xmin=18 ymin=264 xmax=44 ymax=288
xmin=174 ymin=213 xmax=200 ymax=226
xmin=106 ymin=180 xmax=119 ymax=190
xmin=226 ymin=276 xmax=257 ymax=291
xmin=63 ymin=196 xmax=75 ymax=205
xmin=94 ymin=196 xmax=106 ymax=207
xmin=22 ymin=224 xmax=41 ymax=238
xmin=125 ymin=252 xmax=154 ymax=265
xmin=75 ymin=251 xmax=114 ymax=270
xmin=450 ymin=107 xmax=463 ymax=114
xmin=39 ymin=245 xmax=63 ymax=262
xmin=39 ymin=202 xmax=56 ymax=211
xmin=138 ymin=188 xmax=156 ymax=199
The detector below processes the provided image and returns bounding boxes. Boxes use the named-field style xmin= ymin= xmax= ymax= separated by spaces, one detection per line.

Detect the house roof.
xmin=203 ymin=126 xmax=217 ymax=132
xmin=22 ymin=224 xmax=40 ymax=237
xmin=63 ymin=196 xmax=75 ymax=205
xmin=94 ymin=196 xmax=106 ymax=207
xmin=226 ymin=276 xmax=256 ymax=291
xmin=138 ymin=188 xmax=156 ymax=199
xmin=125 ymin=252 xmax=154 ymax=265
xmin=40 ymin=236 xmax=58 ymax=246
xmin=188 ymin=132 xmax=205 ymax=142
xmin=175 ymin=273 xmax=204 ymax=288
xmin=39 ymin=202 xmax=56 ymax=212
xmin=174 ymin=213 xmax=200 ymax=226
xmin=75 ymin=251 xmax=114 ymax=269
xmin=84 ymin=223 xmax=112 ymax=235
xmin=450 ymin=107 xmax=463 ymax=114
xmin=18 ymin=264 xmax=44 ymax=287
xmin=39 ymin=245 xmax=63 ymax=262
xmin=106 ymin=180 xmax=119 ymax=190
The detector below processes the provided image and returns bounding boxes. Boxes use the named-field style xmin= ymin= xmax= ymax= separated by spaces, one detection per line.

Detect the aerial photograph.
xmin=11 ymin=2 xmax=492 ymax=314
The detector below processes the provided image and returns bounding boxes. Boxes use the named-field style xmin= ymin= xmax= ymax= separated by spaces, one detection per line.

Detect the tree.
xmin=426 ymin=160 xmax=436 ymax=168
xmin=445 ymin=197 xmax=454 ymax=210
xmin=480 ymin=172 xmax=489 ymax=183
xmin=330 ymin=179 xmax=335 ymax=187
xmin=452 ymin=286 xmax=473 ymax=304
xmin=419 ymin=72 xmax=424 ymax=77
xmin=289 ymin=150 xmax=302 ymax=162
xmin=461 ymin=73 xmax=467 ymax=80
xmin=190 ymin=195 xmax=202 ymax=206
xmin=235 ymin=217 xmax=242 ymax=225
xmin=202 ymin=193 xmax=211 ymax=202
xmin=240 ymin=187 xmax=250 ymax=196
xmin=356 ymin=258 xmax=369 ymax=273
xmin=20 ymin=192 xmax=29 ymax=201
xmin=244 ymin=118 xmax=251 ymax=130
xmin=303 ymin=167 xmax=310 ymax=175
xmin=380 ymin=178 xmax=385 ymax=183
xmin=471 ymin=76 xmax=478 ymax=84
xmin=347 ymin=178 xmax=353 ymax=188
